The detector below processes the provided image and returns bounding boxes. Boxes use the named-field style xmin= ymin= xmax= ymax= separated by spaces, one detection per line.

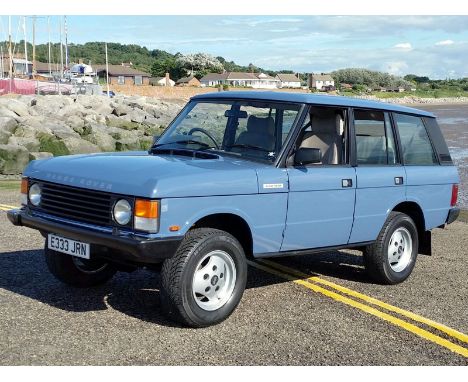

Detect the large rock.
xmin=3 ymin=98 xmax=30 ymax=117
xmin=112 ymin=103 xmax=132 ymax=117
xmin=0 ymin=116 xmax=18 ymax=134
xmin=0 ymin=105 xmax=21 ymax=120
xmin=0 ymin=129 xmax=12 ymax=144
xmin=29 ymin=152 xmax=54 ymax=161
xmin=37 ymin=134 xmax=70 ymax=156
xmin=83 ymin=126 xmax=116 ymax=151
xmin=7 ymin=136 xmax=40 ymax=152
xmin=115 ymin=138 xmax=141 ymax=151
xmin=62 ymin=137 xmax=101 ymax=154
xmin=106 ymin=115 xmax=141 ymax=130
xmin=0 ymin=144 xmax=29 ymax=174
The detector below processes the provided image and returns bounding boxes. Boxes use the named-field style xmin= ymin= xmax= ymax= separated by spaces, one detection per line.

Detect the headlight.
xmin=28 ymin=183 xmax=42 ymax=206
xmin=113 ymin=199 xmax=132 ymax=225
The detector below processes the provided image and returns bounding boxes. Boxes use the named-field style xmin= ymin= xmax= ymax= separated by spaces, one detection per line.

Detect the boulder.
xmin=66 ymin=115 xmax=86 ymax=133
xmin=83 ymin=129 xmax=116 ymax=151
xmin=62 ymin=137 xmax=101 ymax=154
xmin=29 ymin=152 xmax=54 ymax=161
xmin=0 ymin=144 xmax=29 ymax=174
xmin=7 ymin=136 xmax=41 ymax=152
xmin=37 ymin=134 xmax=70 ymax=156
xmin=0 ymin=116 xmax=18 ymax=134
xmin=0 ymin=129 xmax=12 ymax=145
xmin=0 ymin=105 xmax=21 ymax=120
xmin=112 ymin=103 xmax=132 ymax=117
xmin=4 ymin=98 xmax=30 ymax=117
xmin=115 ymin=138 xmax=141 ymax=151
xmin=106 ymin=115 xmax=140 ymax=130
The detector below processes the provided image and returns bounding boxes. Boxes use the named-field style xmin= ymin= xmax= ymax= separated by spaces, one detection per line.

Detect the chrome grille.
xmin=35 ymin=181 xmax=112 ymax=226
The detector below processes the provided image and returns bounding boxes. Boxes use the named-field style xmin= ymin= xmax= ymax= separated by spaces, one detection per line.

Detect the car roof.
xmin=191 ymin=91 xmax=435 ymax=118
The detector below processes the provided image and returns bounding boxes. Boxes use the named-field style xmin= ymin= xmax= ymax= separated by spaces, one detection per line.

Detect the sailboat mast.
xmin=64 ymin=16 xmax=68 ymax=71
xmin=48 ymin=16 xmax=51 ymax=77
xmin=105 ymin=42 xmax=110 ymax=97
xmin=22 ymin=16 xmax=28 ymax=76
xmin=59 ymin=17 xmax=63 ymax=79
xmin=8 ymin=16 xmax=12 ymax=81
xmin=32 ymin=15 xmax=36 ymax=76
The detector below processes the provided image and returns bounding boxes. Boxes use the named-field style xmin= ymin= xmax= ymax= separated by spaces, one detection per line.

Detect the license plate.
xmin=47 ymin=234 xmax=90 ymax=260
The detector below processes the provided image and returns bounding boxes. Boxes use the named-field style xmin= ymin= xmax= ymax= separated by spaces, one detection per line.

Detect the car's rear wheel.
xmin=363 ymin=212 xmax=419 ymax=284
xmin=45 ymin=245 xmax=117 ymax=287
xmin=160 ymin=228 xmax=247 ymax=328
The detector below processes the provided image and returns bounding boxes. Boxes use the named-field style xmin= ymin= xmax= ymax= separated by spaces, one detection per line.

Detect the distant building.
xmin=150 ymin=73 xmax=175 ymax=87
xmin=340 ymin=83 xmax=353 ymax=90
xmin=308 ymin=73 xmax=335 ymax=90
xmin=94 ymin=64 xmax=151 ymax=86
xmin=176 ymin=75 xmax=201 ymax=87
xmin=199 ymin=71 xmax=280 ymax=89
xmin=387 ymin=86 xmax=405 ymax=93
xmin=276 ymin=73 xmax=301 ymax=88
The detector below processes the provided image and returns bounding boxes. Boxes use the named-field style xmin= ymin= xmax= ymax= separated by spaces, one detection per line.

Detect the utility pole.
xmin=23 ymin=16 xmax=28 ymax=76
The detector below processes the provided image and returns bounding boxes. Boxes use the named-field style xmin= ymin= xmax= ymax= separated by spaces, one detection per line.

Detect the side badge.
xmin=263 ymin=183 xmax=284 ymax=189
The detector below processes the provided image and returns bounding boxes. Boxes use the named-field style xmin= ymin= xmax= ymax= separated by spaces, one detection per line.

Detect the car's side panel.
xmin=405 ymin=166 xmax=459 ymax=229
xmin=159 ymin=193 xmax=288 ymax=254
xmin=281 ymin=167 xmax=356 ymax=251
xmin=349 ymin=167 xmax=406 ymax=243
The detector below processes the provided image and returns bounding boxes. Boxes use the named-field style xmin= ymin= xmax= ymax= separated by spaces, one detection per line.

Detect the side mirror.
xmin=294 ymin=147 xmax=322 ymax=166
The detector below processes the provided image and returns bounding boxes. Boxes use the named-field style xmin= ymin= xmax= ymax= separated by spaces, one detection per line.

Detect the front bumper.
xmin=7 ymin=209 xmax=182 ymax=265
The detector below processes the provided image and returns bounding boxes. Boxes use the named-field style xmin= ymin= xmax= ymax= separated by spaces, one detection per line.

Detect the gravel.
xmin=0 ymin=188 xmax=467 ymax=365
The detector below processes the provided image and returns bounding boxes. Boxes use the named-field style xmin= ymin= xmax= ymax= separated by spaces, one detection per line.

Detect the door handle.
xmin=395 ymin=176 xmax=404 ymax=185
xmin=342 ymin=179 xmax=353 ymax=188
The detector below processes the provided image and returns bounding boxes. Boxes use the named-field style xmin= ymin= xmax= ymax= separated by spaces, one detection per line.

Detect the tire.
xmin=363 ymin=212 xmax=419 ymax=285
xmin=160 ymin=228 xmax=247 ymax=328
xmin=45 ymin=245 xmax=117 ymax=288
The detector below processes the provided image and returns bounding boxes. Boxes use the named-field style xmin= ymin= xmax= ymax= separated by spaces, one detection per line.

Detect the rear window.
xmin=394 ymin=113 xmax=438 ymax=165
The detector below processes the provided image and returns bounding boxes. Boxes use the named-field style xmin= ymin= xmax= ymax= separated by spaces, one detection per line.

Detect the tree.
xmin=176 ymin=53 xmax=223 ymax=77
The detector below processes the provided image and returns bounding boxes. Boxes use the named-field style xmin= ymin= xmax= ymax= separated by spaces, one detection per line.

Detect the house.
xmin=150 ymin=73 xmax=175 ymax=87
xmin=387 ymin=86 xmax=405 ymax=93
xmin=199 ymin=71 xmax=280 ymax=89
xmin=94 ymin=64 xmax=151 ymax=86
xmin=276 ymin=73 xmax=301 ymax=88
xmin=373 ymin=86 xmax=387 ymax=92
xmin=340 ymin=83 xmax=353 ymax=90
xmin=176 ymin=75 xmax=201 ymax=87
xmin=307 ymin=73 xmax=335 ymax=90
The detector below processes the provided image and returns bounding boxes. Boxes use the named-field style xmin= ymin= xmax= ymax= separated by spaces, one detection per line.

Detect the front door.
xmin=281 ymin=106 xmax=356 ymax=251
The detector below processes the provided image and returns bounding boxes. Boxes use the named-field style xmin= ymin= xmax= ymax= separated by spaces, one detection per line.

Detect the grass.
xmin=0 ymin=180 xmax=20 ymax=191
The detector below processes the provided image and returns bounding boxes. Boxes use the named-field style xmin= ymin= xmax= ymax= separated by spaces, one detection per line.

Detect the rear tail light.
xmin=20 ymin=178 xmax=28 ymax=206
xmin=450 ymin=184 xmax=458 ymax=207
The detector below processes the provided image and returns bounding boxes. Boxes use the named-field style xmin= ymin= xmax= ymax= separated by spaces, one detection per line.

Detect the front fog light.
xmin=113 ymin=199 xmax=132 ymax=225
xmin=28 ymin=183 xmax=42 ymax=206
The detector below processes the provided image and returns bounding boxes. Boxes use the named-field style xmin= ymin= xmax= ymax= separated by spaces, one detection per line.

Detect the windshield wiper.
xmin=227 ymin=144 xmax=272 ymax=153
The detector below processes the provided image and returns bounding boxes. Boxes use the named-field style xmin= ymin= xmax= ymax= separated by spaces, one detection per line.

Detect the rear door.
xmin=349 ymin=109 xmax=406 ymax=243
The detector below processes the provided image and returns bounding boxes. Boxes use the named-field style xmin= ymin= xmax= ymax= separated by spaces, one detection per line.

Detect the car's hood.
xmin=24 ymin=151 xmax=262 ymax=198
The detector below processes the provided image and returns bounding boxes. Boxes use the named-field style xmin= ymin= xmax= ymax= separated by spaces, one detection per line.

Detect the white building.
xmin=200 ymin=72 xmax=280 ymax=89
xmin=308 ymin=73 xmax=335 ymax=90
xmin=276 ymin=73 xmax=301 ymax=88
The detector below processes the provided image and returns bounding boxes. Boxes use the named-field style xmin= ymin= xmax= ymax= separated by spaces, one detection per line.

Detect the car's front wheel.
xmin=160 ymin=228 xmax=247 ymax=328
xmin=45 ymin=245 xmax=117 ymax=287
xmin=363 ymin=212 xmax=419 ymax=284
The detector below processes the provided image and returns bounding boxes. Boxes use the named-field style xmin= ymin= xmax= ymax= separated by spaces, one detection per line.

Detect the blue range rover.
xmin=8 ymin=92 xmax=460 ymax=327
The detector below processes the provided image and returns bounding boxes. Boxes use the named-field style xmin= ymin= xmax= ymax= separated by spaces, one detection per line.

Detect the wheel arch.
xmin=391 ymin=201 xmax=431 ymax=256
xmin=192 ymin=213 xmax=253 ymax=258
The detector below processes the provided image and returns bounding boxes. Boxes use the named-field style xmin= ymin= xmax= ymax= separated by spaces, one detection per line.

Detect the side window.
xmin=354 ymin=109 xmax=397 ymax=165
xmin=394 ymin=113 xmax=438 ymax=165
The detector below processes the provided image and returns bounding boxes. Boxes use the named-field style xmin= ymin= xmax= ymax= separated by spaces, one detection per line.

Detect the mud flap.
xmin=419 ymin=230 xmax=432 ymax=256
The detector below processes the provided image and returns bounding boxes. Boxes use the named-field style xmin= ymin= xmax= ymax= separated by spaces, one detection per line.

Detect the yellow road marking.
xmin=257 ymin=259 xmax=468 ymax=345
xmin=0 ymin=203 xmax=18 ymax=209
xmin=247 ymin=260 xmax=468 ymax=358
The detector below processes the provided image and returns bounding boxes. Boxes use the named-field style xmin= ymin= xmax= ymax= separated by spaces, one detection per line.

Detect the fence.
xmin=0 ymin=78 xmax=80 ymax=96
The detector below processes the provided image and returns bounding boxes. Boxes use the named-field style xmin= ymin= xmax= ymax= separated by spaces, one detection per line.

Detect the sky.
xmin=1 ymin=15 xmax=468 ymax=79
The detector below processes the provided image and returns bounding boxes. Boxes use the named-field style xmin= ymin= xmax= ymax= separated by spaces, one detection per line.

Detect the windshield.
xmin=153 ymin=100 xmax=302 ymax=163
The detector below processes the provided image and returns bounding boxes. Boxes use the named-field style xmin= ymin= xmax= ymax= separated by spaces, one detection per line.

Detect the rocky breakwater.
xmin=0 ymin=94 xmax=183 ymax=174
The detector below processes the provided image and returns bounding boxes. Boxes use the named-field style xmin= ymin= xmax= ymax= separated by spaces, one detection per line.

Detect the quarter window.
xmin=354 ymin=110 xmax=397 ymax=165
xmin=394 ymin=113 xmax=438 ymax=165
